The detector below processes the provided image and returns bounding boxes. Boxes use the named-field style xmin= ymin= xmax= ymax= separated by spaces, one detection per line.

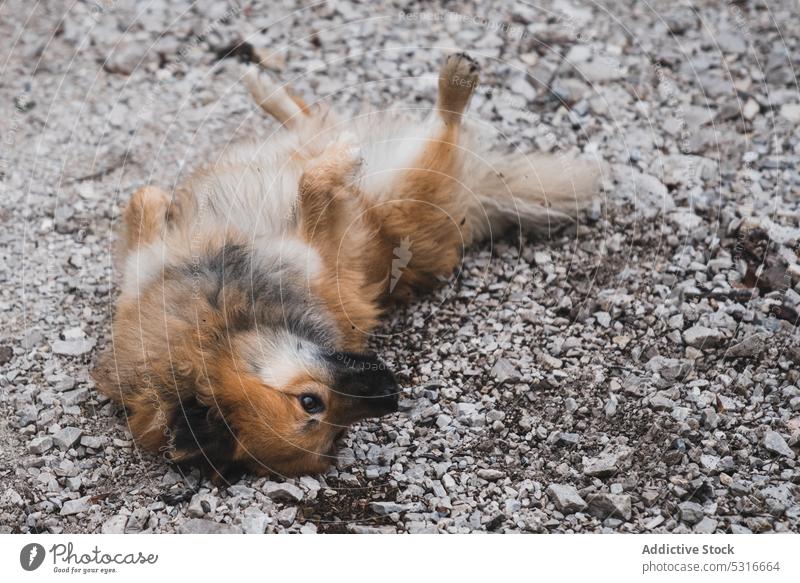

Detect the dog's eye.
xmin=299 ymin=394 xmax=324 ymax=414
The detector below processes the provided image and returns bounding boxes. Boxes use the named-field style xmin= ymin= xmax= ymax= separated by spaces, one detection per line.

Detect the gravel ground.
xmin=2 ymin=0 xmax=799 ymax=534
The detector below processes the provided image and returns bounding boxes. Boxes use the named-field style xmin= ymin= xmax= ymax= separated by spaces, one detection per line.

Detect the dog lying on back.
xmin=94 ymin=53 xmax=599 ymax=480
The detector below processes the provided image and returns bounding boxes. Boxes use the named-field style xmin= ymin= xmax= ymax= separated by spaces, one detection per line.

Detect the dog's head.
xmin=94 ymin=242 xmax=399 ymax=478
xmin=212 ymin=336 xmax=400 ymax=477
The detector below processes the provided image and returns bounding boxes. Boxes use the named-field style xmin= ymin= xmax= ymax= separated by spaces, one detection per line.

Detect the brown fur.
xmin=94 ymin=52 xmax=598 ymax=480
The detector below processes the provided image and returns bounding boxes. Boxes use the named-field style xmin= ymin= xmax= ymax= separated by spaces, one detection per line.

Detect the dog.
xmin=93 ymin=53 xmax=600 ymax=480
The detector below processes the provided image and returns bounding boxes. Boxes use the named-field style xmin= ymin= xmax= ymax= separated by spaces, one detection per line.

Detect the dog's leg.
xmin=436 ymin=51 xmax=480 ymax=128
xmin=295 ymin=134 xmax=387 ymax=348
xmin=296 ymin=132 xmax=362 ymax=244
xmin=121 ymin=186 xmax=171 ymax=256
xmin=366 ymin=52 xmax=480 ymax=299
xmin=243 ymin=66 xmax=311 ymax=128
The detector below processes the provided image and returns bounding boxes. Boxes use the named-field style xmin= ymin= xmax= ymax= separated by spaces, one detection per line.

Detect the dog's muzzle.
xmin=325 ymin=350 xmax=400 ymax=422
xmin=347 ymin=380 xmax=399 ymax=418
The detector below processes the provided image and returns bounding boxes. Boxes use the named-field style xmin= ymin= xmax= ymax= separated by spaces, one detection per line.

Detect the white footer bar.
xmin=2 ymin=534 xmax=798 ymax=582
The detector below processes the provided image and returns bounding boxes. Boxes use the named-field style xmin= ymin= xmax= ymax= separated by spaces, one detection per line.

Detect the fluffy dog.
xmin=94 ymin=53 xmax=599 ymax=479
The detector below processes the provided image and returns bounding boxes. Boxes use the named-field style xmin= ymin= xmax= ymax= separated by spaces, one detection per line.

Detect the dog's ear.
xmin=168 ymin=398 xmax=240 ymax=482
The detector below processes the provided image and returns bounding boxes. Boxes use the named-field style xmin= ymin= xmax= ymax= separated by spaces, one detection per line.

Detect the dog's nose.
xmin=372 ymin=386 xmax=399 ymax=416
xmin=354 ymin=379 xmax=399 ymax=417
xmin=325 ymin=350 xmax=400 ymax=420
xmin=340 ymin=387 xmax=398 ymax=423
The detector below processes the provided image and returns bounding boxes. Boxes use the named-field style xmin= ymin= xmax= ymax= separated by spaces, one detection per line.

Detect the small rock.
xmin=241 ymin=509 xmax=269 ymax=534
xmin=125 ymin=508 xmax=150 ymax=533
xmin=726 ymin=334 xmax=768 ymax=358
xmin=763 ymin=431 xmax=795 ymax=458
xmin=187 ymin=493 xmax=218 ymax=518
xmin=101 ymin=515 xmax=128 ymax=534
xmin=651 ymin=394 xmax=676 ymax=411
xmin=51 ymin=338 xmax=96 ymax=356
xmin=60 ymin=496 xmax=92 ymax=516
xmin=664 ymin=7 xmax=697 ymax=34
xmin=604 ymin=396 xmax=618 ymax=417
xmin=22 ymin=329 xmax=43 ymax=349
xmin=646 ymin=356 xmax=692 ymax=380
xmin=79 ymin=436 xmax=107 ymax=449
xmin=660 ymin=155 xmax=716 ymax=186
xmin=28 ymin=435 xmax=53 ymax=454
xmin=276 ymin=506 xmax=297 ymax=526
xmin=506 ymin=75 xmax=537 ymax=103
xmin=642 ymin=490 xmax=660 ymax=505
xmin=476 ymin=469 xmax=504 ymax=481
xmin=16 ymin=404 xmax=38 ymax=426
xmin=742 ymin=99 xmax=760 ymax=120
xmin=645 ymin=515 xmax=665 ymax=530
xmin=546 ymin=484 xmax=587 ymax=513
xmin=594 ymin=311 xmax=611 ymax=328
xmin=50 ymin=375 xmax=76 ymax=392
xmin=700 ymin=454 xmax=720 ymax=471
xmin=53 ymin=427 xmax=83 ymax=450
xmin=60 ymin=388 xmax=89 ymax=407
xmin=337 ymin=448 xmax=356 ymax=467
xmin=227 ymin=484 xmax=255 ymax=499
xmin=678 ymin=501 xmax=704 ymax=525
xmin=436 ymin=414 xmax=452 ymax=429
xmin=554 ymin=432 xmax=581 ymax=446
xmin=490 ymin=359 xmax=519 ymax=384
xmin=693 ymin=517 xmax=718 ymax=533
xmin=349 ymin=524 xmax=397 ymax=534
xmin=370 ymin=501 xmax=410 ymax=515
xmin=564 ymin=398 xmax=578 ymax=413
xmin=299 ymin=476 xmax=321 ymax=496
xmin=716 ymin=32 xmax=746 ymax=54
xmin=583 ymin=446 xmax=633 ymax=478
xmin=104 ymin=41 xmax=151 ymax=76
xmin=264 ymin=482 xmax=304 ymax=503
xmin=4 ymin=488 xmax=24 ymax=506
xmin=587 ymin=494 xmax=632 ymax=521
xmin=779 ymin=104 xmax=800 ymax=124
xmin=683 ymin=325 xmax=725 ymax=348
xmin=177 ymin=519 xmax=242 ymax=534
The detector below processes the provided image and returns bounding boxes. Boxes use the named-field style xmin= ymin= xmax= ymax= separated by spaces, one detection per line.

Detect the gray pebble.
xmin=53 ymin=427 xmax=83 ymax=450
xmin=263 ymin=482 xmax=304 ymax=503
xmin=60 ymin=496 xmax=92 ymax=516
xmin=763 ymin=431 xmax=795 ymax=458
xmin=678 ymin=501 xmax=704 ymax=525
xmin=588 ymin=494 xmax=632 ymax=521
xmin=546 ymin=484 xmax=587 ymax=514
xmin=28 ymin=436 xmax=53 ymax=454
xmin=177 ymin=519 xmax=242 ymax=534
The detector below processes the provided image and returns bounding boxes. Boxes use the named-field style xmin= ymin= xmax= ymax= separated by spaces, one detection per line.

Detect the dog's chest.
xmin=197 ymin=149 xmax=303 ymax=238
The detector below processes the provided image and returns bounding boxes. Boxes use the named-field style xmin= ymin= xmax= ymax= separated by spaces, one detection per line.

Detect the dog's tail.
xmin=464 ymin=150 xmax=602 ymax=242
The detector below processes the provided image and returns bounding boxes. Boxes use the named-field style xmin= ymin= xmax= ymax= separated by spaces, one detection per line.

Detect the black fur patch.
xmin=181 ymin=243 xmax=337 ymax=345
xmin=324 ymin=351 xmax=398 ymax=399
xmin=169 ymin=398 xmax=238 ymax=476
